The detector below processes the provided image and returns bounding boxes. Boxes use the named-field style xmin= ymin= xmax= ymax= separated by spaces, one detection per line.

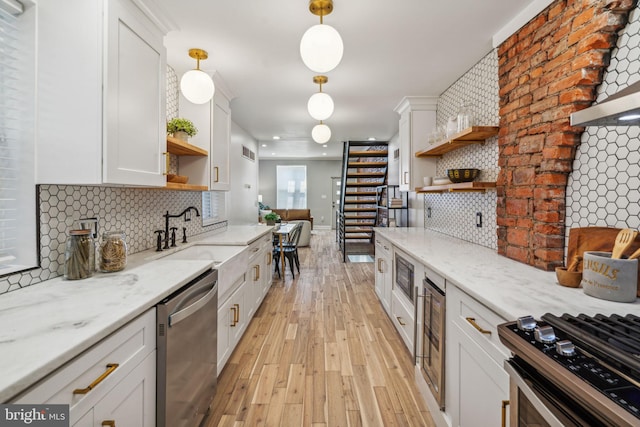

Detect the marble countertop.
xmin=0 ymin=225 xmax=273 ymax=403
xmin=374 ymin=228 xmax=640 ymax=320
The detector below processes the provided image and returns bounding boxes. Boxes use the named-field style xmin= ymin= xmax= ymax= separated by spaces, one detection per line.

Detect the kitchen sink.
xmin=158 ymin=244 xmax=249 ymax=300
xmin=160 ymin=244 xmax=246 ymax=263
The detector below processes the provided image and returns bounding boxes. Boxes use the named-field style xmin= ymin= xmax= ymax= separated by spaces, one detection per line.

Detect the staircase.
xmin=337 ymin=141 xmax=388 ymax=262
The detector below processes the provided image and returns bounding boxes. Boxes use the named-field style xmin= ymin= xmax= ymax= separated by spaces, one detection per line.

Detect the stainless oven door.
xmin=505 ymin=358 xmax=613 ymax=427
xmin=419 ymin=276 xmax=445 ymax=410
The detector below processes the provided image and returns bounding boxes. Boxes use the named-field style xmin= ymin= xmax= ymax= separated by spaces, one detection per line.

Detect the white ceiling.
xmin=156 ymin=0 xmax=535 ymax=159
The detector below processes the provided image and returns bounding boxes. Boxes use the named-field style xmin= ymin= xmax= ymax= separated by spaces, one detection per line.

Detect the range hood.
xmin=570 ymin=79 xmax=640 ymax=126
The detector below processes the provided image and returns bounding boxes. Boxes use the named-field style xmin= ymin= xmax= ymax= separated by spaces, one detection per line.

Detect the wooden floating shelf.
xmin=415 ymin=181 xmax=497 ymax=193
xmin=167 ymin=136 xmax=208 ymax=156
xmin=164 ymin=182 xmax=208 ymax=191
xmin=415 ymin=126 xmax=499 ymax=157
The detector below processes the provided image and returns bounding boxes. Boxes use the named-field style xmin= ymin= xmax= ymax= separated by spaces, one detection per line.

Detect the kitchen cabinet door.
xmin=36 ymin=0 xmax=167 ymax=186
xmin=210 ymin=92 xmax=231 ymax=190
xmin=93 ymin=351 xmax=156 ymax=427
xmin=374 ymin=236 xmax=392 ymax=315
xmin=448 ymin=322 xmax=509 ymax=427
xmin=217 ymin=284 xmax=246 ymax=375
xmin=394 ymin=97 xmax=437 ymax=192
xmin=103 ymin=0 xmax=166 ymax=186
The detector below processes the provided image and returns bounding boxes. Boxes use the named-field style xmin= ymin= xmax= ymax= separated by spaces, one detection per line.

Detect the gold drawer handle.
xmin=214 ymin=166 xmax=219 ymax=183
xmin=377 ymin=258 xmax=383 ymax=273
xmin=73 ymin=363 xmax=119 ymax=394
xmin=501 ymin=400 xmax=509 ymax=427
xmin=255 ymin=264 xmax=260 ymax=281
xmin=396 ymin=316 xmax=406 ymax=326
xmin=466 ymin=317 xmax=492 ymax=335
xmin=267 ymin=252 xmax=272 ymax=265
xmin=102 ymin=421 xmax=116 ymax=427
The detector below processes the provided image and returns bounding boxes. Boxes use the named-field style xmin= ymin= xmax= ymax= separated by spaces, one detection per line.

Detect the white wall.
xmin=228 ymin=121 xmax=259 ymax=225
xmin=258 ymin=159 xmax=341 ymax=229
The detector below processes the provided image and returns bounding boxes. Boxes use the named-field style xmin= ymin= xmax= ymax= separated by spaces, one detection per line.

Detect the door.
xmin=331 ymin=176 xmax=341 ymax=229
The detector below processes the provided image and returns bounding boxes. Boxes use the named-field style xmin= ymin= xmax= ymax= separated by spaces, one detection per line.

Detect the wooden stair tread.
xmin=348 ymin=162 xmax=388 ymax=167
xmin=348 ymin=150 xmax=388 ymax=157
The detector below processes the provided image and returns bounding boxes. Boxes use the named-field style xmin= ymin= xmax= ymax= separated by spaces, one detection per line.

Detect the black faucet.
xmin=163 ymin=206 xmax=200 ymax=250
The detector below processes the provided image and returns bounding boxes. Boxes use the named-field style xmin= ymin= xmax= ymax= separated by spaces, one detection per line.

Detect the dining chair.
xmin=273 ymin=222 xmax=303 ymax=278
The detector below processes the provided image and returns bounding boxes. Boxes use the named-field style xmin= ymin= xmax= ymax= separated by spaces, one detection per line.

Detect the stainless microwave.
xmin=395 ymin=254 xmax=414 ymax=302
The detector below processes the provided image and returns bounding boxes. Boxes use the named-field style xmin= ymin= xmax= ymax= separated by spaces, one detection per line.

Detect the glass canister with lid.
xmin=64 ymin=229 xmax=95 ymax=280
xmin=99 ymin=231 xmax=128 ymax=272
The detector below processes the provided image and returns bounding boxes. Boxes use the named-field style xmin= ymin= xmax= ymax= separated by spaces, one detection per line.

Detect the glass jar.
xmin=456 ymin=102 xmax=475 ymax=132
xmin=64 ymin=229 xmax=95 ymax=280
xmin=100 ymin=231 xmax=128 ymax=272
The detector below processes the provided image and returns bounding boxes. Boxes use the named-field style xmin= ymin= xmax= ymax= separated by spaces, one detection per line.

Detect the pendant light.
xmin=180 ymin=48 xmax=215 ymax=105
xmin=312 ymin=122 xmax=331 ymax=144
xmin=300 ymin=0 xmax=343 ymax=73
xmin=307 ymin=75 xmax=334 ymax=121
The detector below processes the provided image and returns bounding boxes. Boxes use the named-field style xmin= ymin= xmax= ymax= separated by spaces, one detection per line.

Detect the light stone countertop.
xmin=374 ymin=228 xmax=640 ymax=320
xmin=0 ymin=225 xmax=273 ymax=403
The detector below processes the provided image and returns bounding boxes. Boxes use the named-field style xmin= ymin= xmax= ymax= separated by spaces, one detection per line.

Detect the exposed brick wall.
xmin=496 ymin=0 xmax=636 ymax=270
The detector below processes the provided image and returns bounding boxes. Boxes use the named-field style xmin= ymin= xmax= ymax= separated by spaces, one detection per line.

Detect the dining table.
xmin=272 ymin=222 xmax=297 ymax=277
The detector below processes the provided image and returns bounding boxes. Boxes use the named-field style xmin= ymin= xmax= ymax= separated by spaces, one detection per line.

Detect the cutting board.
xmin=567 ymin=227 xmax=640 ymax=296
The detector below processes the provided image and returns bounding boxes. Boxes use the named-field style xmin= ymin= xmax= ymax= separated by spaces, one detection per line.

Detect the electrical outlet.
xmin=476 ymin=212 xmax=483 ymax=228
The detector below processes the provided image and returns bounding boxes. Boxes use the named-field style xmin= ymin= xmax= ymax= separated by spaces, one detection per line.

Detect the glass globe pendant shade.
xmin=312 ymin=123 xmax=331 ymax=144
xmin=180 ymin=69 xmax=215 ymax=104
xmin=307 ymin=92 xmax=334 ymax=121
xmin=300 ymin=24 xmax=344 ymax=73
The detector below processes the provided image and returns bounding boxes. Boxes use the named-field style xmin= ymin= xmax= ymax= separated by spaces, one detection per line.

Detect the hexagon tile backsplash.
xmin=0 ymin=185 xmax=226 ymax=294
xmin=566 ymin=6 xmax=640 ymax=245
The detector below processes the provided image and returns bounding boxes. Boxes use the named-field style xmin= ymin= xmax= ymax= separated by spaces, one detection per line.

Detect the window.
xmin=201 ymin=191 xmax=227 ymax=226
xmin=276 ymin=165 xmax=307 ymax=209
xmin=0 ymin=0 xmax=38 ymax=276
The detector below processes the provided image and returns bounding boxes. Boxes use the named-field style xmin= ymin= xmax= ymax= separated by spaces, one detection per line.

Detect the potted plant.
xmin=264 ymin=212 xmax=278 ymax=225
xmin=167 ymin=118 xmax=198 ymax=141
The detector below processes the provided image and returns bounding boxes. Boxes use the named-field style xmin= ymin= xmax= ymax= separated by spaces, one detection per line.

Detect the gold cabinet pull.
xmin=102 ymin=421 xmax=116 ymax=427
xmin=214 ymin=166 xmax=219 ymax=183
xmin=377 ymin=258 xmax=383 ymax=273
xmin=73 ymin=363 xmax=119 ymax=394
xmin=466 ymin=317 xmax=492 ymax=335
xmin=254 ymin=264 xmax=260 ymax=281
xmin=501 ymin=400 xmax=509 ymax=427
xmin=396 ymin=316 xmax=406 ymax=326
xmin=163 ymin=152 xmax=169 ymax=176
xmin=267 ymin=252 xmax=272 ymax=265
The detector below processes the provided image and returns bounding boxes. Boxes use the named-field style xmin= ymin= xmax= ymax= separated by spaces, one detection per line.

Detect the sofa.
xmin=271 ymin=209 xmax=313 ymax=229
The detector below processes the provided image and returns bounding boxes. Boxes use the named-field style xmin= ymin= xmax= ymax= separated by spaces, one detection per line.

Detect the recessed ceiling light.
xmin=261 ymin=144 xmax=267 ymax=147
xmin=322 ymin=152 xmax=327 ymax=156
xmin=271 ymin=152 xmax=276 ymax=155
xmin=323 ymin=144 xmax=327 ymax=148
xmin=368 ymin=137 xmax=376 ymax=141
xmin=272 ymin=136 xmax=280 ymax=140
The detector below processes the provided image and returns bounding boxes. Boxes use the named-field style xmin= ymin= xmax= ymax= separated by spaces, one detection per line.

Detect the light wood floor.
xmin=206 ymin=230 xmax=436 ymax=427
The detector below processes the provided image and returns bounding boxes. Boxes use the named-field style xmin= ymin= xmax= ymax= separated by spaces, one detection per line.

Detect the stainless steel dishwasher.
xmin=157 ymin=268 xmax=218 ymax=427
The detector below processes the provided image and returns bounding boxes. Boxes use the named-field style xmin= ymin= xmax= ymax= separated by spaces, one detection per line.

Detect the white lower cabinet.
xmin=374 ymin=235 xmax=392 ymax=315
xmin=74 ymin=351 xmax=156 ymax=427
xmin=217 ymin=282 xmax=247 ymax=375
xmin=217 ymin=234 xmax=274 ymax=375
xmin=14 ymin=309 xmax=156 ymax=426
xmin=446 ymin=284 xmax=510 ymax=427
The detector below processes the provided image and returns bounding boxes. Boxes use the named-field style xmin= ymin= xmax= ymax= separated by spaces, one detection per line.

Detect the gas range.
xmin=498 ymin=313 xmax=640 ymax=426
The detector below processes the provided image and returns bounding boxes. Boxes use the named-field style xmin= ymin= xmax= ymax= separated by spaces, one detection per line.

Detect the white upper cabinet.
xmin=177 ymin=89 xmax=232 ymax=191
xmin=36 ymin=0 xmax=169 ymax=186
xmin=394 ymin=97 xmax=438 ymax=192
xmin=211 ymin=92 xmax=231 ymax=191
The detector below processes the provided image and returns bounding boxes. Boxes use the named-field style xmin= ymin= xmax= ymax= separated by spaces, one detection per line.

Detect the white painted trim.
xmin=492 ymin=0 xmax=555 ymax=47
xmin=393 ymin=96 xmax=439 ymax=115
xmin=314 ymin=225 xmax=331 ymax=230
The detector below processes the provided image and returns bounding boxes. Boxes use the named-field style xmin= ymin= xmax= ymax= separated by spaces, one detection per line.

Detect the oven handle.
xmin=504 ymin=360 xmax=570 ymax=427
xmin=169 ymin=281 xmax=218 ymax=327
xmin=415 ymin=291 xmax=432 ymax=365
